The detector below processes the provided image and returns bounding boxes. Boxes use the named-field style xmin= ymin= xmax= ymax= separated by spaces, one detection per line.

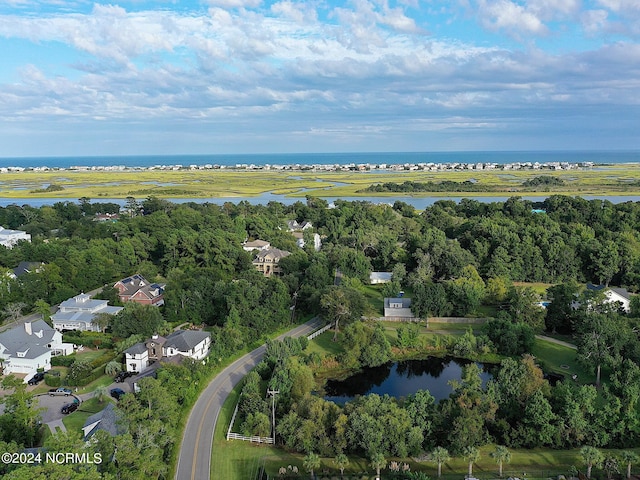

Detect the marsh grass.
xmin=4 ymin=164 xmax=640 ymax=199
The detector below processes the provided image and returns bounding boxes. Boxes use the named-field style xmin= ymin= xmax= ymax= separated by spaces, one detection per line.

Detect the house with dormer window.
xmin=0 ymin=320 xmax=73 ymax=382
xmin=114 ymin=274 xmax=165 ymax=306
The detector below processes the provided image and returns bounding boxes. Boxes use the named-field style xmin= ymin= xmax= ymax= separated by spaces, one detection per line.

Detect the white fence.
xmin=306 ymin=323 xmax=331 ymax=340
xmin=226 ymin=432 xmax=274 ymax=444
xmin=225 ymin=321 xmax=331 ymax=446
xmin=226 ymin=403 xmax=274 ymax=444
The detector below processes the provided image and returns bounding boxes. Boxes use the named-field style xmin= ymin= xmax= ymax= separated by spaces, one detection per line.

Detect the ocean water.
xmin=1 ymin=150 xmax=639 ymax=169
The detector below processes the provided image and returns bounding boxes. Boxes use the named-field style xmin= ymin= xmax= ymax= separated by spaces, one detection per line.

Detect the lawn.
xmin=513 ymin=282 xmax=555 ymax=297
xmin=532 ymin=338 xmax=595 ymax=384
xmin=61 ymin=396 xmax=110 ymax=432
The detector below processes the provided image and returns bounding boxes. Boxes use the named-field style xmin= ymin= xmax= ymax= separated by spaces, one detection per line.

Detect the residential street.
xmin=175 ymin=318 xmax=322 ymax=480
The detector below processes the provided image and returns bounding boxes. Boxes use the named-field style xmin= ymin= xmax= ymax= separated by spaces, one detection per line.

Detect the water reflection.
xmin=323 ymin=357 xmax=493 ymax=405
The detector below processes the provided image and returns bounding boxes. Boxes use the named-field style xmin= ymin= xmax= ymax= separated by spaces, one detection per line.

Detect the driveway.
xmin=175 ymin=318 xmax=323 ymax=480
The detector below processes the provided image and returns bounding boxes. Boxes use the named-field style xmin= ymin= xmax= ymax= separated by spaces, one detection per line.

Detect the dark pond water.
xmin=323 ymin=357 xmax=494 ymax=405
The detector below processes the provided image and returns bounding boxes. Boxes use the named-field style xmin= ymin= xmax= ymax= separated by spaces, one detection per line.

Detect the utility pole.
xmin=267 ymin=389 xmax=279 ymax=444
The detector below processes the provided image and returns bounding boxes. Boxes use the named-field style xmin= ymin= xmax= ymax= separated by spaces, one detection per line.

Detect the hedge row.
xmin=51 ymin=354 xmax=76 ymax=367
xmin=62 ymin=332 xmax=115 ymax=349
xmin=65 ymin=365 xmax=104 ymax=387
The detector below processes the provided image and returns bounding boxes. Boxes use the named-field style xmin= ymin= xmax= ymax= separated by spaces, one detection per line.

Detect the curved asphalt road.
xmin=175 ymin=318 xmax=323 ymax=480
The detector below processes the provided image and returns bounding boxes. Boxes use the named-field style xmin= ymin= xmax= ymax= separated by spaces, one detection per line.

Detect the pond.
xmin=323 ymin=356 xmax=494 ymax=405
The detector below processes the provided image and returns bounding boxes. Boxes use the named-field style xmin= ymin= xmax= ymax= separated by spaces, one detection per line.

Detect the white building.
xmin=0 ymin=321 xmax=73 ymax=382
xmin=163 ymin=330 xmax=211 ymax=361
xmin=242 ymin=240 xmax=271 ymax=252
xmin=124 ymin=331 xmax=210 ymax=372
xmin=585 ymin=283 xmax=633 ymax=313
xmin=291 ymin=232 xmax=322 ymax=251
xmin=0 ymin=227 xmax=31 ymax=249
xmin=124 ymin=343 xmax=149 ymax=373
xmin=384 ymin=297 xmax=414 ymax=319
xmin=51 ymin=293 xmax=123 ymax=332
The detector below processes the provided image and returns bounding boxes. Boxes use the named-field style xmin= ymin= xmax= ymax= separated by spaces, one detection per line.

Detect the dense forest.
xmin=2 ymin=194 xmax=640 ymax=478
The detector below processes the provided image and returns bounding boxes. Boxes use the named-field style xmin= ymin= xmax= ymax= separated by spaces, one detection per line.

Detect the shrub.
xmin=51 ymin=354 xmax=76 ymax=367
xmin=44 ymin=373 xmax=62 ymax=387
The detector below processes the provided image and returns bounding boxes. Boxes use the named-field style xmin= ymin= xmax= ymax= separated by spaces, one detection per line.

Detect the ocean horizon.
xmin=2 ymin=150 xmax=640 ymax=169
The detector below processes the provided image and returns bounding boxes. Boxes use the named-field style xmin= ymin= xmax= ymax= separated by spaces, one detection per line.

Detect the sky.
xmin=0 ymin=0 xmax=639 ymax=157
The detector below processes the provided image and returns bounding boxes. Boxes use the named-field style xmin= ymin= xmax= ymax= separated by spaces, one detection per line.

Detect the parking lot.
xmin=35 ymin=393 xmax=81 ymax=424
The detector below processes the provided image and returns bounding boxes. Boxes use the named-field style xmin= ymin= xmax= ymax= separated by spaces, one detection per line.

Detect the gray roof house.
xmin=11 ymin=261 xmax=44 ymax=279
xmin=51 ymin=293 xmax=123 ymax=332
xmin=384 ymin=297 xmax=415 ymax=319
xmin=82 ymin=403 xmax=125 ymax=440
xmin=163 ymin=330 xmax=211 ymax=361
xmin=586 ymin=283 xmax=633 ymax=312
xmin=0 ymin=320 xmax=73 ymax=381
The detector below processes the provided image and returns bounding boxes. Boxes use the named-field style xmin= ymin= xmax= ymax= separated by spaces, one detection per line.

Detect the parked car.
xmin=27 ymin=372 xmax=45 ymax=385
xmin=61 ymin=400 xmax=79 ymax=414
xmin=49 ymin=388 xmax=72 ymax=396
xmin=110 ymin=388 xmax=126 ymax=400
xmin=115 ymin=371 xmax=134 ymax=382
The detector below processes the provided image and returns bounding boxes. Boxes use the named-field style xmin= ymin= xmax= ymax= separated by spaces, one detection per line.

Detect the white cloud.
xmin=204 ymin=0 xmax=263 ymax=8
xmin=596 ymin=0 xmax=640 ymax=12
xmin=475 ymin=0 xmax=548 ymax=36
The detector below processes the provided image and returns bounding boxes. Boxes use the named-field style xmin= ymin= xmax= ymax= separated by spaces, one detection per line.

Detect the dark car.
xmin=27 ymin=372 xmax=45 ymax=385
xmin=110 ymin=388 xmax=126 ymax=400
xmin=115 ymin=371 xmax=134 ymax=382
xmin=61 ymin=401 xmax=79 ymax=414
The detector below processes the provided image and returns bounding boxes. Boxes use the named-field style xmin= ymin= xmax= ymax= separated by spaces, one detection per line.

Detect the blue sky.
xmin=0 ymin=0 xmax=639 ymax=157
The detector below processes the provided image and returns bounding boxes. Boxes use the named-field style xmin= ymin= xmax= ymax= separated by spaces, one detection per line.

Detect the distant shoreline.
xmin=1 ymin=150 xmax=639 ymax=171
xmin=0 ymin=159 xmax=604 ymax=174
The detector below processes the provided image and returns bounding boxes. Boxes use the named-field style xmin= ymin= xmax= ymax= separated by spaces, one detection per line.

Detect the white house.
xmin=0 ymin=226 xmax=31 ymax=249
xmin=124 ymin=331 xmax=210 ymax=372
xmin=384 ymin=297 xmax=414 ymax=319
xmin=0 ymin=320 xmax=73 ymax=382
xmin=586 ymin=283 xmax=633 ymax=313
xmin=163 ymin=330 xmax=211 ymax=361
xmin=51 ymin=293 xmax=123 ymax=332
xmin=291 ymin=232 xmax=322 ymax=251
xmin=242 ymin=239 xmax=271 ymax=252
xmin=124 ymin=343 xmax=150 ymax=373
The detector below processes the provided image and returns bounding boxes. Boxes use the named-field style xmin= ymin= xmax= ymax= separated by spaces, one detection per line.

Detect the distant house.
xmin=11 ymin=261 xmax=44 ymax=279
xmin=384 ymin=297 xmax=414 ymax=319
xmin=0 ymin=320 xmax=73 ymax=382
xmin=286 ymin=220 xmax=313 ymax=231
xmin=93 ymin=213 xmax=119 ymax=222
xmin=252 ymin=248 xmax=291 ymax=277
xmin=114 ymin=274 xmax=165 ymax=306
xmin=585 ymin=283 xmax=633 ymax=313
xmin=370 ymin=272 xmax=393 ymax=284
xmin=51 ymin=293 xmax=123 ymax=332
xmin=291 ymin=231 xmax=322 ymax=251
xmin=82 ymin=403 xmax=125 ymax=440
xmin=242 ymin=239 xmax=271 ymax=252
xmin=0 ymin=227 xmax=31 ymax=249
